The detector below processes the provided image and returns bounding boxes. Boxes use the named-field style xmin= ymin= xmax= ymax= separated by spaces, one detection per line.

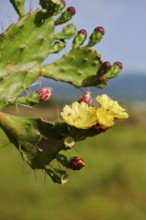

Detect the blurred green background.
xmin=0 ymin=105 xmax=146 ymax=220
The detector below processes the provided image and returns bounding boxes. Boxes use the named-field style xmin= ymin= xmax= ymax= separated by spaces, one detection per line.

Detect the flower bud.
xmin=67 ymin=6 xmax=76 ymax=15
xmin=88 ymin=26 xmax=105 ymax=47
xmin=114 ymin=61 xmax=123 ymax=69
xmin=103 ymin=61 xmax=112 ymax=70
xmin=37 ymin=87 xmax=52 ymax=101
xmin=97 ymin=75 xmax=107 ymax=83
xmin=55 ymin=6 xmax=76 ymax=25
xmin=79 ymin=91 xmax=92 ymax=105
xmin=78 ymin=29 xmax=87 ymax=36
xmin=94 ymin=26 xmax=105 ymax=35
xmin=72 ymin=29 xmax=87 ymax=48
xmin=70 ymin=156 xmax=85 ymax=170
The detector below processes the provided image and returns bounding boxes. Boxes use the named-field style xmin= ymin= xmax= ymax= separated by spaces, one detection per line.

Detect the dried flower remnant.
xmin=64 ymin=136 xmax=75 ymax=148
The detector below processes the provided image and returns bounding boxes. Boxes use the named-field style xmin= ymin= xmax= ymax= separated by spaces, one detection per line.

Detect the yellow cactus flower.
xmin=96 ymin=108 xmax=115 ymax=129
xmin=96 ymin=94 xmax=128 ymax=119
xmin=61 ymin=101 xmax=97 ymax=129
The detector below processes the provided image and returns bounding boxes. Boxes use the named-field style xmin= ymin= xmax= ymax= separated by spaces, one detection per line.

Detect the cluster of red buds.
xmin=98 ymin=61 xmax=123 ymax=84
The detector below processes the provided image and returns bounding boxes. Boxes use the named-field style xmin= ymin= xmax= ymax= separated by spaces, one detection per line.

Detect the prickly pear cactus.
xmin=0 ymin=0 xmax=128 ymax=184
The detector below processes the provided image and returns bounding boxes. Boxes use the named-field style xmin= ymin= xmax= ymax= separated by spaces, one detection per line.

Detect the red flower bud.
xmin=70 ymin=156 xmax=85 ymax=170
xmin=103 ymin=61 xmax=111 ymax=70
xmin=79 ymin=91 xmax=92 ymax=105
xmin=61 ymin=0 xmax=66 ymax=6
xmin=114 ymin=61 xmax=123 ymax=69
xmin=94 ymin=26 xmax=105 ymax=35
xmin=37 ymin=87 xmax=52 ymax=101
xmin=78 ymin=29 xmax=87 ymax=36
xmin=67 ymin=7 xmax=76 ymax=15
xmin=97 ymin=75 xmax=107 ymax=83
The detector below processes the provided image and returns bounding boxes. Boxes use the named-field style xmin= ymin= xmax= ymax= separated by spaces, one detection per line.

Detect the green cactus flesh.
xmin=0 ymin=111 xmax=98 ymax=183
xmin=0 ymin=0 xmax=124 ymax=184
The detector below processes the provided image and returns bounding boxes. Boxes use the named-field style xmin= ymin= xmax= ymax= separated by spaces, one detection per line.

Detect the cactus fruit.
xmin=79 ymin=91 xmax=92 ymax=105
xmin=114 ymin=61 xmax=123 ymax=69
xmin=70 ymin=156 xmax=85 ymax=170
xmin=37 ymin=87 xmax=52 ymax=102
xmin=0 ymin=0 xmax=128 ymax=184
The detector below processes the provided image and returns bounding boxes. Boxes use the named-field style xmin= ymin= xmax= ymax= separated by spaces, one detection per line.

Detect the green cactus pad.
xmin=0 ymin=0 xmax=125 ymax=184
xmin=0 ymin=111 xmax=98 ymax=169
xmin=42 ymin=46 xmax=102 ymax=87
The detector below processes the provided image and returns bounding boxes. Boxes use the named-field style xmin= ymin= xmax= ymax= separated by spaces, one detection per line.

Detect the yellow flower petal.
xmin=96 ymin=108 xmax=115 ymax=129
xmin=61 ymin=102 xmax=97 ymax=129
xmin=96 ymin=94 xmax=128 ymax=119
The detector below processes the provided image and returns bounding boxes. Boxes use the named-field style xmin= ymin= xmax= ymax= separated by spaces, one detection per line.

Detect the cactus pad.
xmin=0 ymin=0 xmax=127 ymax=184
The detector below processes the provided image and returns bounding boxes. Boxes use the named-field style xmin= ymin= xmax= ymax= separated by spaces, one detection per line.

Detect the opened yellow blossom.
xmin=61 ymin=101 xmax=97 ymax=129
xmin=96 ymin=108 xmax=115 ymax=129
xmin=96 ymin=94 xmax=128 ymax=119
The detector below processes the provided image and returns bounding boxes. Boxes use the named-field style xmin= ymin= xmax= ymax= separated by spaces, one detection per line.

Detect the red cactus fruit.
xmin=114 ymin=61 xmax=123 ymax=69
xmin=79 ymin=91 xmax=92 ymax=105
xmin=94 ymin=26 xmax=105 ymax=35
xmin=78 ymin=29 xmax=87 ymax=36
xmin=67 ymin=7 xmax=76 ymax=15
xmin=97 ymin=75 xmax=107 ymax=83
xmin=70 ymin=156 xmax=85 ymax=170
xmin=103 ymin=61 xmax=112 ymax=70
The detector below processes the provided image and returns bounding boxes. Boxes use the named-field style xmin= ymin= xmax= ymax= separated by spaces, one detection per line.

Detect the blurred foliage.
xmin=0 ymin=107 xmax=146 ymax=220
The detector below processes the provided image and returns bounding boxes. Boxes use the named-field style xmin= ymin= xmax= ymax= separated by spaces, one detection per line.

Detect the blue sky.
xmin=0 ymin=0 xmax=146 ymax=74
